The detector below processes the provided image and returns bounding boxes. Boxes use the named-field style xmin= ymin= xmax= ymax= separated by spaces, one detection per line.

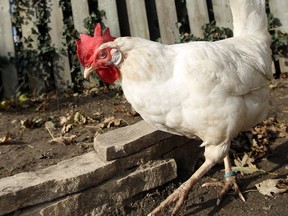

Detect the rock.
xmin=0 ymin=152 xmax=115 ymax=215
xmin=94 ymin=120 xmax=173 ymax=161
xmin=0 ymin=121 xmax=201 ymax=215
xmin=18 ymin=159 xmax=177 ymax=216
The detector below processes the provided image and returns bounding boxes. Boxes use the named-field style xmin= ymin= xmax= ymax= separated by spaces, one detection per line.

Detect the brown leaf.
xmin=60 ymin=115 xmax=73 ymax=126
xmin=96 ymin=116 xmax=128 ymax=129
xmin=0 ymin=132 xmax=11 ymax=145
xmin=21 ymin=118 xmax=44 ymax=129
xmin=256 ymin=178 xmax=288 ymax=196
xmin=48 ymin=135 xmax=76 ymax=145
xmin=233 ymin=153 xmax=260 ymax=175
xmin=74 ymin=111 xmax=87 ymax=124
xmin=61 ymin=123 xmax=73 ymax=134
xmin=36 ymin=102 xmax=48 ymax=112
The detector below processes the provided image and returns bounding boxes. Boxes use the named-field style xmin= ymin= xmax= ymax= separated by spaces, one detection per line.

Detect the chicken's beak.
xmin=83 ymin=66 xmax=94 ymax=79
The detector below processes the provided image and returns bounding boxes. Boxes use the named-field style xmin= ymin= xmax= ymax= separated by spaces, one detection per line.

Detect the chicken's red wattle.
xmin=97 ymin=67 xmax=119 ymax=84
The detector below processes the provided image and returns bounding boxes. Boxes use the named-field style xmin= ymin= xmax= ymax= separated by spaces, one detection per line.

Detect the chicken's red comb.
xmin=75 ymin=23 xmax=115 ymax=67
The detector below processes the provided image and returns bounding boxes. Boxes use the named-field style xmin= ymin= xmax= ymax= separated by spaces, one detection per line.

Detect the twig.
xmin=45 ymin=126 xmax=55 ymax=139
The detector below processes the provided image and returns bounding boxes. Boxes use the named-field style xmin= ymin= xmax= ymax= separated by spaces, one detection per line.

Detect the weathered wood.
xmin=186 ymin=0 xmax=209 ymax=38
xmin=269 ymin=0 xmax=288 ymax=73
xmin=47 ymin=0 xmax=72 ymax=90
xmin=269 ymin=0 xmax=288 ymax=32
xmin=71 ymin=0 xmax=90 ymax=33
xmin=126 ymin=0 xmax=150 ymax=39
xmin=20 ymin=2 xmax=38 ymax=49
xmin=155 ymin=0 xmax=179 ymax=44
xmin=0 ymin=0 xmax=18 ymax=98
xmin=212 ymin=0 xmax=233 ymax=29
xmin=98 ymin=0 xmax=120 ymax=37
xmin=70 ymin=0 xmax=90 ymax=82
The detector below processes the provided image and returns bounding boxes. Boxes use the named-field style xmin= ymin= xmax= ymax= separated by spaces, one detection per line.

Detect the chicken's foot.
xmin=148 ymin=160 xmax=215 ymax=216
xmin=202 ymin=156 xmax=245 ymax=205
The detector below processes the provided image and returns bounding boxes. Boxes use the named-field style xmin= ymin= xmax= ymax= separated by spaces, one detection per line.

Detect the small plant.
xmin=268 ymin=13 xmax=288 ymax=61
xmin=180 ymin=21 xmax=233 ymax=43
xmin=12 ymin=0 xmax=58 ymax=95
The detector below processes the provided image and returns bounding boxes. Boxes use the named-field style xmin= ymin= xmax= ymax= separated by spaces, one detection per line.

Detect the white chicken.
xmin=76 ymin=0 xmax=272 ymax=215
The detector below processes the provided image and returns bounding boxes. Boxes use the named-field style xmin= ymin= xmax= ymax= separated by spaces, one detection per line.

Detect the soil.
xmin=0 ymin=76 xmax=288 ymax=216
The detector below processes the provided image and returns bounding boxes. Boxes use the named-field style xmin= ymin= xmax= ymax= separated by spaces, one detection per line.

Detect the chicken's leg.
xmin=148 ymin=159 xmax=216 ymax=216
xmin=202 ymin=155 xmax=245 ymax=205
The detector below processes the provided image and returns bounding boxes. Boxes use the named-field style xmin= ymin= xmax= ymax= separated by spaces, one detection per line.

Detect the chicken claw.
xmin=148 ymin=160 xmax=215 ymax=216
xmin=202 ymin=171 xmax=246 ymax=205
xmin=148 ymin=182 xmax=191 ymax=216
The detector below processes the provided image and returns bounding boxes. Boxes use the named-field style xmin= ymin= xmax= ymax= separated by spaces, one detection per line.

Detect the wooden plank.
xmin=20 ymin=2 xmax=38 ymax=49
xmin=71 ymin=0 xmax=89 ymax=79
xmin=269 ymin=0 xmax=288 ymax=32
xmin=212 ymin=0 xmax=233 ymax=29
xmin=126 ymin=0 xmax=150 ymax=39
xmin=155 ymin=0 xmax=179 ymax=44
xmin=71 ymin=0 xmax=90 ymax=33
xmin=186 ymin=0 xmax=209 ymax=38
xmin=0 ymin=0 xmax=18 ymax=98
xmin=47 ymin=0 xmax=72 ymax=90
xmin=0 ymin=1 xmax=15 ymax=57
xmin=98 ymin=0 xmax=120 ymax=37
xmin=269 ymin=0 xmax=288 ymax=73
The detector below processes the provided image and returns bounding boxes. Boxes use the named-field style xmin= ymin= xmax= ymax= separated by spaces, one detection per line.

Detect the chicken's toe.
xmin=202 ymin=171 xmax=245 ymax=205
xmin=148 ymin=182 xmax=190 ymax=216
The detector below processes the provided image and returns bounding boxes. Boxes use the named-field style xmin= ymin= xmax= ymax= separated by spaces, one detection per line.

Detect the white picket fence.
xmin=0 ymin=0 xmax=287 ymax=97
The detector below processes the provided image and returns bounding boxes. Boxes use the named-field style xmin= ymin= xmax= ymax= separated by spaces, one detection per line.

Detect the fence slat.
xmin=212 ymin=0 xmax=233 ymax=29
xmin=48 ymin=0 xmax=72 ymax=89
xmin=98 ymin=0 xmax=120 ymax=37
xmin=0 ymin=0 xmax=18 ymax=98
xmin=126 ymin=0 xmax=150 ymax=39
xmin=21 ymin=3 xmax=38 ymax=49
xmin=269 ymin=0 xmax=288 ymax=73
xmin=155 ymin=0 xmax=179 ymax=44
xmin=71 ymin=0 xmax=90 ymax=33
xmin=186 ymin=0 xmax=209 ymax=38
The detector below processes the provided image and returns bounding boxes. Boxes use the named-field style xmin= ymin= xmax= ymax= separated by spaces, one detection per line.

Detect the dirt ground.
xmin=0 ymin=76 xmax=288 ymax=216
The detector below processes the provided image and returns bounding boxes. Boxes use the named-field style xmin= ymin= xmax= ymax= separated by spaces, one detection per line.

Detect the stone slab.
xmin=0 ymin=152 xmax=115 ymax=215
xmin=18 ymin=159 xmax=177 ymax=216
xmin=0 ymin=121 xmax=202 ymax=215
xmin=94 ymin=120 xmax=173 ymax=161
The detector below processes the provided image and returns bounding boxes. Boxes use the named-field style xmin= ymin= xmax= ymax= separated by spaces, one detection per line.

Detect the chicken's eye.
xmin=98 ymin=50 xmax=107 ymax=59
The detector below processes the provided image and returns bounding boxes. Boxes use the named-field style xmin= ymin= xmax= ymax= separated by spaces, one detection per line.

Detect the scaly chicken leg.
xmin=148 ymin=159 xmax=216 ymax=216
xmin=202 ymin=156 xmax=245 ymax=205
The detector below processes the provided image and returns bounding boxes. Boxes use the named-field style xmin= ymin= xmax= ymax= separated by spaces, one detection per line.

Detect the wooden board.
xmin=0 ymin=0 xmax=18 ymax=98
xmin=186 ymin=0 xmax=209 ymax=38
xmin=269 ymin=0 xmax=288 ymax=73
xmin=212 ymin=0 xmax=233 ymax=29
xmin=155 ymin=0 xmax=179 ymax=44
xmin=20 ymin=2 xmax=38 ymax=49
xmin=126 ymin=0 xmax=150 ymax=39
xmin=98 ymin=0 xmax=120 ymax=37
xmin=71 ymin=0 xmax=90 ymax=34
xmin=47 ymin=0 xmax=72 ymax=90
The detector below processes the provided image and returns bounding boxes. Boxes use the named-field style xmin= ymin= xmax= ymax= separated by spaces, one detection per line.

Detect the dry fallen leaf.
xmin=21 ymin=117 xmax=44 ymax=129
xmin=233 ymin=153 xmax=261 ymax=175
xmin=0 ymin=132 xmax=11 ymax=145
xmin=61 ymin=123 xmax=73 ymax=134
xmin=60 ymin=115 xmax=74 ymax=126
xmin=74 ymin=111 xmax=87 ymax=124
xmin=48 ymin=135 xmax=76 ymax=145
xmin=256 ymin=178 xmax=288 ymax=197
xmin=45 ymin=121 xmax=56 ymax=130
xmin=96 ymin=116 xmax=128 ymax=129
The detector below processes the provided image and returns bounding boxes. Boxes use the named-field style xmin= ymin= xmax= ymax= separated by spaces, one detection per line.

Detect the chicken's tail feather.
xmin=230 ymin=0 xmax=268 ymax=38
